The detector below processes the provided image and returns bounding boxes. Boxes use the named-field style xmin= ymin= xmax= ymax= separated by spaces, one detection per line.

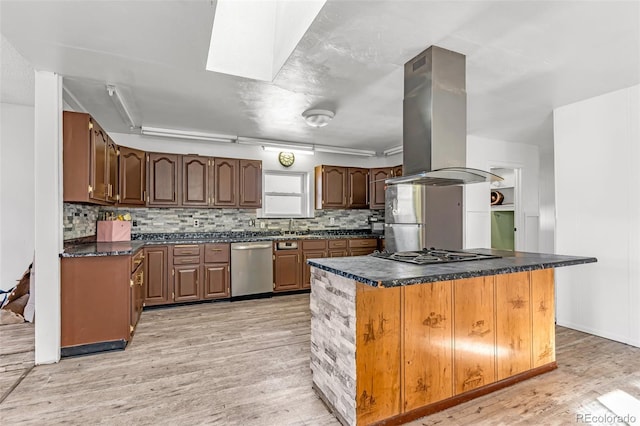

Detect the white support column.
xmin=34 ymin=71 xmax=63 ymax=364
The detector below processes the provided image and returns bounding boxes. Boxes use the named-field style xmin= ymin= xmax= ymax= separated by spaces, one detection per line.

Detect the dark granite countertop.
xmin=61 ymin=230 xmax=383 ymax=257
xmin=306 ymin=249 xmax=597 ymax=287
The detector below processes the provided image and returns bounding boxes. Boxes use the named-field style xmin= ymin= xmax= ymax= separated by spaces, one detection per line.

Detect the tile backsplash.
xmin=63 ymin=203 xmax=384 ymax=240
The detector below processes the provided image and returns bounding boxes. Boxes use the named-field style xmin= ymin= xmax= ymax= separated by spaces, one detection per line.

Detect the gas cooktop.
xmin=370 ymin=248 xmax=501 ymax=265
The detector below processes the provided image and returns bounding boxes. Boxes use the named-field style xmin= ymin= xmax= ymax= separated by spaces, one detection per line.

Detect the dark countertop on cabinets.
xmin=61 ymin=230 xmax=384 ymax=257
xmin=306 ymin=248 xmax=597 ymax=287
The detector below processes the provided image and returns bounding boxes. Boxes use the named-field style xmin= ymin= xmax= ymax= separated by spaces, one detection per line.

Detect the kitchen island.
xmin=307 ymin=249 xmax=596 ymax=425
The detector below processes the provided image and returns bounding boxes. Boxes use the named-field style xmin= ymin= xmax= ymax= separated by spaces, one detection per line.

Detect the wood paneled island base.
xmin=310 ymin=268 xmax=558 ymax=426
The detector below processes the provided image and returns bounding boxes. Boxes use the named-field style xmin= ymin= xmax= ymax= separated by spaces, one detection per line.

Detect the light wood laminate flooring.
xmin=1 ymin=294 xmax=639 ymax=425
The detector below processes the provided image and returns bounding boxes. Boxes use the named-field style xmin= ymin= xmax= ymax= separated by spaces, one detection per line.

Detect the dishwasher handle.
xmin=232 ymin=243 xmax=272 ymax=250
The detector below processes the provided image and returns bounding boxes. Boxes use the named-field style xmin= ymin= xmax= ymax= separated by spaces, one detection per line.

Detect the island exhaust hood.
xmin=386 ymin=46 xmax=502 ymax=186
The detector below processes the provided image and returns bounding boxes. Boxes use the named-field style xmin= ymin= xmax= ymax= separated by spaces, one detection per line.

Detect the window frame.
xmin=258 ymin=170 xmax=313 ymax=218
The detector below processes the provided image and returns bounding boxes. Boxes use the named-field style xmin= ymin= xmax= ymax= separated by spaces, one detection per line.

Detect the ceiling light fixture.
xmin=262 ymin=146 xmax=314 ymax=156
xmin=302 ymin=109 xmax=335 ymax=128
xmin=383 ymin=145 xmax=403 ymax=156
xmin=106 ymin=85 xmax=138 ymax=130
xmin=237 ymin=136 xmax=314 ymax=152
xmin=314 ymin=145 xmax=376 ymax=157
xmin=140 ymin=126 xmax=236 ymax=143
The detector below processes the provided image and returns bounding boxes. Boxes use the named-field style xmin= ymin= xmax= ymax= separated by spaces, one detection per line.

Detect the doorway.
xmin=490 ymin=167 xmax=520 ymax=251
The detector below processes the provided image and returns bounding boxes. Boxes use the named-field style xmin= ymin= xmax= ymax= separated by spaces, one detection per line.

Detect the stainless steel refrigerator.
xmin=384 ymin=184 xmax=463 ymax=252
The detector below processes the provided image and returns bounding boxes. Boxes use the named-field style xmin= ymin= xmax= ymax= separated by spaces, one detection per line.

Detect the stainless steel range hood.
xmin=386 ymin=46 xmax=502 ymax=186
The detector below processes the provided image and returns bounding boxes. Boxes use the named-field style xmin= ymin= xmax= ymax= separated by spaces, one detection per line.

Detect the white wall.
xmin=554 ymin=84 xmax=640 ymax=348
xmin=464 ymin=135 xmax=540 ymax=251
xmin=0 ymin=103 xmax=35 ymax=290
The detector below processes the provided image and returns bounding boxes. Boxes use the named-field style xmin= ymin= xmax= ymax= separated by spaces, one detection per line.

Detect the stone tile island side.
xmin=308 ymin=250 xmax=596 ymax=425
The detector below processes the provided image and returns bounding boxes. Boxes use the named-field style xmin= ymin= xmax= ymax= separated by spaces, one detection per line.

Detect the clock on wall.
xmin=278 ymin=152 xmax=295 ymax=167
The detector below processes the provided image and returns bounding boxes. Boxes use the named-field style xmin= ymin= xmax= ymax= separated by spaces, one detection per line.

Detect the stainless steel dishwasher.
xmin=230 ymin=242 xmax=273 ymax=297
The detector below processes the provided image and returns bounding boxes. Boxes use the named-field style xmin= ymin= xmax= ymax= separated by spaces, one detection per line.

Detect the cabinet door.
xmin=130 ymin=265 xmax=144 ymax=336
xmin=302 ymin=250 xmax=326 ymax=288
xmin=148 ymin=153 xmax=179 ymax=206
xmin=203 ymin=263 xmax=230 ymax=299
xmin=213 ymin=158 xmax=239 ymax=207
xmin=404 ymin=280 xmax=453 ymax=410
xmin=453 ymin=277 xmax=496 ymax=394
xmin=274 ymin=251 xmax=301 ymax=291
xmin=328 ymin=249 xmax=348 ymax=257
xmin=348 ymin=167 xmax=369 ymax=208
xmin=239 ymin=159 xmax=262 ymax=208
xmin=349 ymin=247 xmax=376 ymax=257
xmin=119 ymin=147 xmax=146 ymax=205
xmin=106 ymin=138 xmax=119 ymax=203
xmin=182 ymin=155 xmax=210 ymax=206
xmin=322 ymin=166 xmax=347 ymax=208
xmin=393 ymin=165 xmax=403 ymax=177
xmin=89 ymin=119 xmax=108 ymax=202
xmin=496 ymin=272 xmax=531 ymax=380
xmin=174 ymin=265 xmax=201 ymax=302
xmin=370 ymin=167 xmax=391 ymax=209
xmin=144 ymin=246 xmax=169 ymax=306
xmin=531 ymin=269 xmax=555 ymax=367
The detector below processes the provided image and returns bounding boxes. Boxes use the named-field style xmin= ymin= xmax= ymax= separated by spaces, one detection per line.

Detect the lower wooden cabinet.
xmin=144 ymin=244 xmax=230 ymax=305
xmin=203 ymin=263 xmax=230 ymax=299
xmin=61 ymin=250 xmax=144 ymax=350
xmin=144 ymin=246 xmax=169 ymax=306
xmin=173 ymin=264 xmax=201 ymax=302
xmin=277 ymin=238 xmax=378 ymax=291
xmin=274 ymin=244 xmax=302 ymax=292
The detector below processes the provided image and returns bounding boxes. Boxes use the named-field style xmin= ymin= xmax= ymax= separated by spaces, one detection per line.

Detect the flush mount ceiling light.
xmin=302 ymin=109 xmax=335 ymax=128
xmin=140 ymin=126 xmax=236 ymax=143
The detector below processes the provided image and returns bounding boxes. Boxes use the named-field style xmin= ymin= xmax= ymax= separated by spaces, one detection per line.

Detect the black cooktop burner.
xmin=370 ymin=248 xmax=500 ymax=265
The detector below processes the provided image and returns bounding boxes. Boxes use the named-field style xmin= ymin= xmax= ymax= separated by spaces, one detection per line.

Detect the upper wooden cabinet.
xmin=118 ymin=147 xmax=146 ymax=206
xmin=239 ymin=159 xmax=262 ymax=208
xmin=63 ymin=111 xmax=117 ymax=204
xmin=147 ymin=153 xmax=179 ymax=206
xmin=369 ymin=167 xmax=392 ymax=210
xmin=347 ymin=167 xmax=369 ymax=208
xmin=369 ymin=165 xmax=402 ymax=210
xmin=182 ymin=155 xmax=211 ymax=207
xmin=315 ymin=165 xmax=370 ymax=209
xmin=213 ymin=158 xmax=238 ymax=207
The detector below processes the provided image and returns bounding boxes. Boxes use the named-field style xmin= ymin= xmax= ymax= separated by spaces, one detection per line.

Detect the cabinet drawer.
xmin=173 ymin=245 xmax=201 ymax=256
xmin=302 ymin=239 xmax=327 ymax=250
xmin=131 ymin=250 xmax=144 ymax=272
xmin=348 ymin=238 xmax=377 ymax=248
xmin=172 ymin=255 xmax=200 ymax=265
xmin=204 ymin=243 xmax=230 ymax=263
xmin=328 ymin=239 xmax=347 ymax=249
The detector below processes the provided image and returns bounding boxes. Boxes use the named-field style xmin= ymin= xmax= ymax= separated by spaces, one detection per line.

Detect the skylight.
xmin=206 ymin=0 xmax=326 ymax=81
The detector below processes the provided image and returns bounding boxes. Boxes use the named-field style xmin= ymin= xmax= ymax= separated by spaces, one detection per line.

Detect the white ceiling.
xmin=1 ymin=1 xmax=638 ymax=152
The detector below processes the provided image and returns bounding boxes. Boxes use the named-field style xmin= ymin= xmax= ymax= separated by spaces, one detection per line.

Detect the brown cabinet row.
xmin=315 ymin=165 xmax=402 ymax=210
xmin=63 ymin=111 xmax=262 ymax=208
xmin=144 ymin=243 xmax=230 ymax=306
xmin=273 ymin=238 xmax=379 ymax=292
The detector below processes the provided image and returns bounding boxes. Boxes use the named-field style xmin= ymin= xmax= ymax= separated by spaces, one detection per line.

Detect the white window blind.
xmin=260 ymin=171 xmax=311 ymax=218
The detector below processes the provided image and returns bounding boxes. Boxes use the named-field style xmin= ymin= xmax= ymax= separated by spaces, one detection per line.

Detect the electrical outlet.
xmin=329 ymin=217 xmax=335 ymax=225
xmin=260 ymin=221 xmax=266 ymax=229
xmin=193 ymin=219 xmax=200 ymax=227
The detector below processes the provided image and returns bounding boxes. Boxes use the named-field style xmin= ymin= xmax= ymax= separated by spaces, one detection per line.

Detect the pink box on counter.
xmin=97 ymin=221 xmax=131 ymax=242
